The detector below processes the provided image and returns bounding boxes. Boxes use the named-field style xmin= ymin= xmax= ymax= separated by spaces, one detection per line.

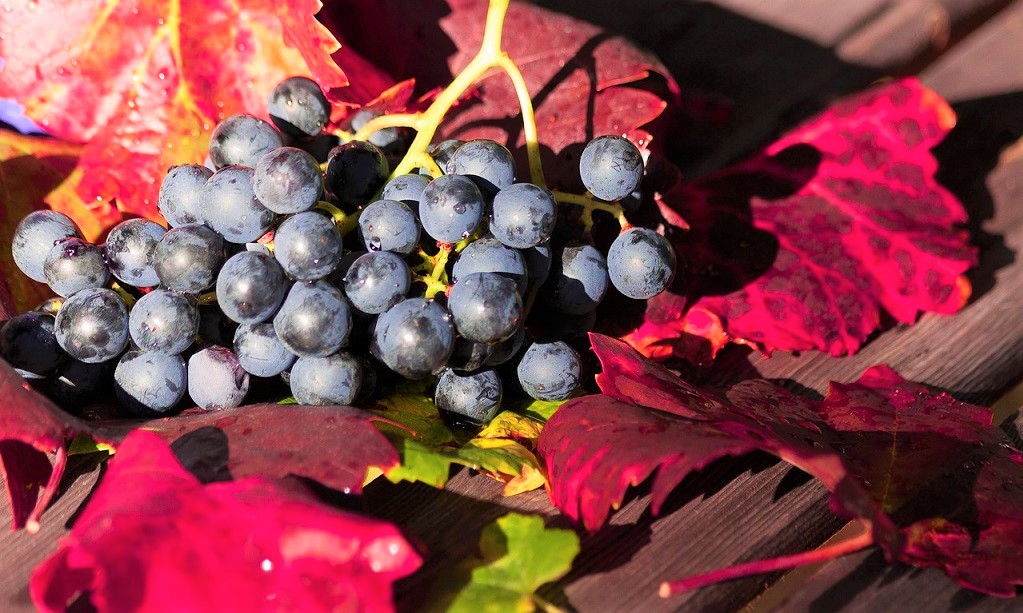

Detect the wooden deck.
xmin=5 ymin=0 xmax=1023 ymax=610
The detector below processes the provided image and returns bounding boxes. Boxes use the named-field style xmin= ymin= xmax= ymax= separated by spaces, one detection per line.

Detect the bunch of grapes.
xmin=4 ymin=76 xmax=676 ymax=426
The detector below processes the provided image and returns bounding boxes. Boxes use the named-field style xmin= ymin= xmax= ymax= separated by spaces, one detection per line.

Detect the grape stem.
xmin=315 ymin=201 xmax=360 ymax=236
xmin=354 ymin=0 xmax=545 ymax=187
xmin=553 ymin=190 xmax=628 ymax=230
xmin=422 ymin=244 xmax=454 ymax=299
xmin=110 ymin=282 xmax=137 ymax=308
xmin=658 ymin=525 xmax=876 ymax=597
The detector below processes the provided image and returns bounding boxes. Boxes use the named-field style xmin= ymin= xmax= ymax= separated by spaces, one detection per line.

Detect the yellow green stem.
xmin=553 ymin=190 xmax=629 ymax=229
xmin=111 ymin=283 xmax=136 ymax=308
xmin=495 ymin=54 xmax=545 ymax=186
xmin=423 ymin=244 xmax=454 ymax=299
xmin=353 ymin=113 xmax=420 ymax=141
xmin=315 ymin=201 xmax=360 ymax=236
xmin=197 ymin=292 xmax=218 ymax=306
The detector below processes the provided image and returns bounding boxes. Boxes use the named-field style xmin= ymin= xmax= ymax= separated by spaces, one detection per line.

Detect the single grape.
xmin=579 ymin=135 xmax=644 ymax=202
xmin=216 ymin=251 xmax=289 ymax=324
xmin=128 ymin=289 xmax=198 ymax=355
xmin=451 ymin=236 xmax=528 ymax=293
xmin=358 ymin=199 xmax=420 ymax=254
xmin=202 ymin=166 xmax=276 ymax=243
xmin=490 ymin=183 xmax=557 ymax=248
xmin=349 ymin=109 xmax=405 ymax=154
xmin=47 ymin=359 xmax=108 ymax=408
xmin=483 ymin=326 xmax=526 ymax=367
xmin=343 ymin=251 xmax=411 ymax=315
xmin=12 ymin=210 xmax=81 ymax=283
xmin=523 ymin=244 xmax=552 ymax=292
xmin=154 ymin=224 xmax=226 ymax=293
xmin=445 ymin=139 xmax=516 ymax=194
xmin=208 ymin=114 xmax=283 ymax=168
xmin=104 ymin=218 xmax=167 ymax=287
xmin=517 ymin=341 xmax=581 ymax=401
xmin=448 ymin=272 xmax=522 ymax=343
xmin=1 ymin=312 xmax=65 ymax=376
xmin=325 ymin=141 xmax=389 ymax=207
xmin=115 ymin=350 xmax=187 ymax=415
xmin=187 ymin=346 xmax=249 ymax=410
xmin=233 ymin=323 xmax=296 ymax=377
xmin=426 ymin=140 xmax=464 ymax=171
xmin=268 ymin=77 xmax=330 ymax=137
xmin=158 ymin=164 xmax=212 ymax=227
xmin=54 ymin=288 xmax=129 ymax=363
xmin=43 ymin=238 xmax=110 ymax=297
xmin=273 ymin=211 xmax=343 ymax=280
xmin=544 ymin=244 xmax=609 ymax=314
xmin=419 ymin=174 xmax=485 ymax=243
xmin=607 ymin=227 xmax=676 ymax=299
xmin=435 ymin=368 xmax=502 ymax=426
xmin=252 ymin=147 xmax=323 ymax=215
xmin=273 ymin=281 xmax=352 ymax=357
xmin=371 ymin=298 xmax=455 ymax=379
xmin=289 ymin=352 xmax=363 ymax=405
xmin=356 ymin=358 xmax=377 ymax=402
xmin=381 ymin=174 xmax=429 ymax=213
xmin=448 ymin=338 xmax=494 ymax=372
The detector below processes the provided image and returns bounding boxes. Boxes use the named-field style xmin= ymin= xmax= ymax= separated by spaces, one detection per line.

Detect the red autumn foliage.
xmin=626 ymin=80 xmax=977 ymax=363
xmin=30 ymin=430 xmax=421 ymax=612
xmin=538 ymin=334 xmax=1023 ymax=596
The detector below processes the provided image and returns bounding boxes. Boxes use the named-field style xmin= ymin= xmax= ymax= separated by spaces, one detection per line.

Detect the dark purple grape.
xmin=158 ymin=164 xmax=212 ymax=227
xmin=12 ymin=210 xmax=82 ymax=283
xmin=607 ymin=227 xmax=676 ymax=299
xmin=187 ymin=346 xmax=249 ymax=409
xmin=343 ymin=251 xmax=411 ymax=315
xmin=523 ymin=245 xmax=552 ymax=293
xmin=325 ymin=141 xmax=389 ymax=207
xmin=419 ymin=174 xmax=484 ymax=243
xmin=358 ymin=199 xmax=420 ymax=255
xmin=54 ymin=288 xmax=130 ymax=363
xmin=268 ymin=77 xmax=330 ymax=137
xmin=543 ymin=244 xmax=609 ymax=314
xmin=380 ymin=174 xmax=429 ymax=212
xmin=202 ymin=166 xmax=276 ymax=244
xmin=579 ymin=135 xmax=644 ymax=202
xmin=371 ymin=298 xmax=455 ymax=379
xmin=516 ymin=341 xmax=581 ymax=401
xmin=233 ymin=323 xmax=296 ymax=377
xmin=435 ymin=368 xmax=502 ymax=425
xmin=490 ymin=183 xmax=557 ymax=249
xmin=445 ymin=139 xmax=516 ymax=194
xmin=448 ymin=272 xmax=522 ymax=344
xmin=128 ymin=289 xmax=198 ymax=355
xmin=209 ymin=114 xmax=283 ymax=168
xmin=483 ymin=327 xmax=525 ymax=367
xmin=1 ymin=312 xmax=65 ymax=376
xmin=273 ymin=281 xmax=352 ymax=357
xmin=104 ymin=218 xmax=167 ymax=287
xmin=350 ymin=109 xmax=405 ymax=155
xmin=451 ymin=236 xmax=527 ymax=294
xmin=43 ymin=238 xmax=110 ymax=298
xmin=216 ymin=251 xmax=289 ymax=324
xmin=154 ymin=224 xmax=226 ymax=293
xmin=47 ymin=358 xmax=109 ymax=408
xmin=252 ymin=147 xmax=323 ymax=215
xmin=426 ymin=140 xmax=464 ymax=171
xmin=273 ymin=211 xmax=342 ymax=280
xmin=289 ymin=352 xmax=363 ymax=405
xmin=448 ymin=338 xmax=493 ymax=372
xmin=115 ymin=350 xmax=187 ymax=415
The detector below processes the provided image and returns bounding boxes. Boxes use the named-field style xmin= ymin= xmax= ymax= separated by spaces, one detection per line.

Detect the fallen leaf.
xmin=427 ymin=513 xmax=579 ymax=613
xmin=30 ymin=430 xmax=421 ymax=612
xmin=0 ymin=0 xmax=346 ymax=218
xmin=539 ymin=333 xmax=1023 ymax=597
xmin=626 ymin=79 xmax=977 ymax=363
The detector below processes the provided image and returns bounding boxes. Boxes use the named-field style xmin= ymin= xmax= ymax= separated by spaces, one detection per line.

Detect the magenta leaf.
xmin=626 ymin=79 xmax=977 ymax=363
xmin=539 ymin=334 xmax=1023 ymax=597
xmin=30 ymin=430 xmax=421 ymax=612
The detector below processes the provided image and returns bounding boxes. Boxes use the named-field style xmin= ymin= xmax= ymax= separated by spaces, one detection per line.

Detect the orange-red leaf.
xmin=0 ymin=0 xmax=346 ymax=219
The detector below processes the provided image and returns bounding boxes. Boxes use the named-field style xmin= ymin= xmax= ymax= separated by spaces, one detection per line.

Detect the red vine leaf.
xmin=30 ymin=430 xmax=421 ymax=612
xmin=0 ymin=0 xmax=347 ymax=219
xmin=140 ymin=403 xmax=400 ymax=494
xmin=0 ymin=360 xmax=103 ymax=531
xmin=626 ymin=79 xmax=977 ymax=363
xmin=539 ymin=334 xmax=1023 ymax=597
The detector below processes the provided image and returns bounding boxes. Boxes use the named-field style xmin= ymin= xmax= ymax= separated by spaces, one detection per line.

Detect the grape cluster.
xmin=5 ymin=76 xmax=676 ymax=426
